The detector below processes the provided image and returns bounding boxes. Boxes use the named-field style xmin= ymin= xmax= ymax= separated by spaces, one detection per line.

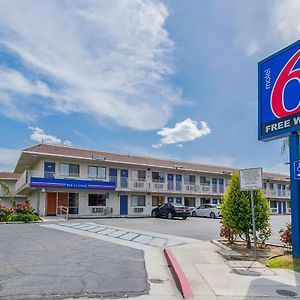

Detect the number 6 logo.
xmin=271 ymin=49 xmax=300 ymax=118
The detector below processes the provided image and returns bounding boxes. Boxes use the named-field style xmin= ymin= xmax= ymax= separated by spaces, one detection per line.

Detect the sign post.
xmin=258 ymin=40 xmax=300 ymax=258
xmin=239 ymin=167 xmax=263 ymax=259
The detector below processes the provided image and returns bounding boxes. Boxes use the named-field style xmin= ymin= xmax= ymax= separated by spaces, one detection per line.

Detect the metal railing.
xmin=57 ymin=205 xmax=69 ymax=220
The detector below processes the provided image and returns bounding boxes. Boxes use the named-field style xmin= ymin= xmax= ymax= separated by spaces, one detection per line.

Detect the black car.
xmin=151 ymin=203 xmax=190 ymax=219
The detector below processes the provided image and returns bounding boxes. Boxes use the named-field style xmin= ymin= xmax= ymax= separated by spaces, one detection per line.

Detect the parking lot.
xmin=0 ymin=224 xmax=148 ymax=300
xmin=88 ymin=214 xmax=291 ymax=245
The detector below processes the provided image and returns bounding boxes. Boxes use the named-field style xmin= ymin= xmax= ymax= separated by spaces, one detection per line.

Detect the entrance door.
xmin=44 ymin=162 xmax=55 ymax=178
xmin=68 ymin=193 xmax=79 ymax=214
xmin=120 ymin=195 xmax=128 ymax=215
xmin=47 ymin=192 xmax=57 ymax=215
xmin=283 ymin=201 xmax=287 ymax=214
xmin=278 ymin=201 xmax=282 ymax=214
xmin=57 ymin=193 xmax=68 ymax=214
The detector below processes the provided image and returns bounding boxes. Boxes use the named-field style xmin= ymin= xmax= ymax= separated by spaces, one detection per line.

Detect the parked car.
xmin=151 ymin=203 xmax=190 ymax=219
xmin=191 ymin=204 xmax=221 ymax=218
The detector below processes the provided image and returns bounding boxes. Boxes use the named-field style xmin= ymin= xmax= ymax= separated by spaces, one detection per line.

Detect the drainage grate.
xmin=276 ymin=289 xmax=298 ymax=297
xmin=149 ymin=278 xmax=164 ymax=284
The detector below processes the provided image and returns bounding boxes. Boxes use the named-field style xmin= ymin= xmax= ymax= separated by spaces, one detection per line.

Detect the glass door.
xmin=68 ymin=193 xmax=79 ymax=214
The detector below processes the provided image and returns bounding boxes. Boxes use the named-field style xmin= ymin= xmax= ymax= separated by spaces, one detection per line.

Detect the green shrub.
xmin=8 ymin=213 xmax=40 ymax=223
xmin=220 ymin=172 xmax=270 ymax=248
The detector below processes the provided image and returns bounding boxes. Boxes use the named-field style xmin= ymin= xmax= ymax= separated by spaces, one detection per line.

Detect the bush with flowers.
xmin=0 ymin=202 xmax=40 ymax=223
xmin=279 ymin=223 xmax=292 ymax=253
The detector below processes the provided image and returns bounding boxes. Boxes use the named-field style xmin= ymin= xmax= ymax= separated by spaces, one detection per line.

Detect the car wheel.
xmin=182 ymin=216 xmax=187 ymax=220
xmin=210 ymin=212 xmax=216 ymax=219
xmin=151 ymin=211 xmax=157 ymax=218
xmin=167 ymin=212 xmax=173 ymax=219
xmin=192 ymin=211 xmax=197 ymax=217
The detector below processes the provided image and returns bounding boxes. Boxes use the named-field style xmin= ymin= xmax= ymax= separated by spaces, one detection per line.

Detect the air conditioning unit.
xmin=92 ymin=207 xmax=104 ymax=213
xmin=104 ymin=207 xmax=113 ymax=215
xmin=134 ymin=207 xmax=144 ymax=213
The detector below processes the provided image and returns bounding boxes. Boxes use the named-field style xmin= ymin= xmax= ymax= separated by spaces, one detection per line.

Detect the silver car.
xmin=191 ymin=204 xmax=221 ymax=218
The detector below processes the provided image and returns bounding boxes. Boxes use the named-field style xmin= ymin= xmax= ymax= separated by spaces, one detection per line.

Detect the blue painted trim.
xmin=30 ymin=177 xmax=116 ymax=190
xmin=289 ymin=133 xmax=300 ymax=258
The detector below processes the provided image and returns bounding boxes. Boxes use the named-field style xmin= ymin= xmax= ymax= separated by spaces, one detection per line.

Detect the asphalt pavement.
xmin=88 ymin=214 xmax=291 ymax=245
xmin=0 ymin=223 xmax=149 ymax=300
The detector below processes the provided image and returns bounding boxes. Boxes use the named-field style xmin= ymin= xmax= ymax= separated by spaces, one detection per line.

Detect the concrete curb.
xmin=163 ymin=248 xmax=193 ymax=299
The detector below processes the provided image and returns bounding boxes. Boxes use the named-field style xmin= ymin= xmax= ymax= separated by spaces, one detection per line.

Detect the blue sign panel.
xmin=294 ymin=161 xmax=300 ymax=180
xmin=30 ymin=177 xmax=116 ymax=190
xmin=258 ymin=40 xmax=300 ymax=141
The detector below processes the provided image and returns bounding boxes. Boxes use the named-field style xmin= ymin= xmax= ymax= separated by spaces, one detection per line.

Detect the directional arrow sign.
xmin=294 ymin=161 xmax=300 ymax=180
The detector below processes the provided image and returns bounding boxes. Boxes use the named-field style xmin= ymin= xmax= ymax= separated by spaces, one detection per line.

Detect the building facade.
xmin=1 ymin=143 xmax=291 ymax=217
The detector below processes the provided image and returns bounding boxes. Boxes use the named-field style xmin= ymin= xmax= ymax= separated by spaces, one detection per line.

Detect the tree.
xmin=0 ymin=181 xmax=16 ymax=207
xmin=220 ymin=172 xmax=270 ymax=248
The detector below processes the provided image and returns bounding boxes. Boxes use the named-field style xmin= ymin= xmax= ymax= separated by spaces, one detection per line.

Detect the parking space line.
xmin=55 ymin=222 xmax=190 ymax=248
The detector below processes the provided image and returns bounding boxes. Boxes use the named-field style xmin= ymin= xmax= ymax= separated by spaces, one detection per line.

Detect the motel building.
xmin=0 ymin=143 xmax=291 ymax=217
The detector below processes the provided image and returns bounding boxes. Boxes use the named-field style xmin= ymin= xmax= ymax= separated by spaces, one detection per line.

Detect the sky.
xmin=0 ymin=0 xmax=299 ymax=173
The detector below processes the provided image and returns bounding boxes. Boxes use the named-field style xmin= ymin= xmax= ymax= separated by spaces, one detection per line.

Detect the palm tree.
xmin=0 ymin=181 xmax=16 ymax=207
xmin=281 ymin=137 xmax=289 ymax=155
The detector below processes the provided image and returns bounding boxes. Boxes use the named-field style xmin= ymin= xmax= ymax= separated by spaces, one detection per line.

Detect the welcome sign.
xmin=258 ymin=40 xmax=300 ymax=141
xmin=30 ymin=177 xmax=116 ymax=190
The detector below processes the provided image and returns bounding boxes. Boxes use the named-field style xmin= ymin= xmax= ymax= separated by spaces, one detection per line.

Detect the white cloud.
xmin=28 ymin=127 xmax=72 ymax=146
xmin=0 ymin=0 xmax=181 ymax=130
xmin=155 ymin=118 xmax=211 ymax=146
xmin=0 ymin=148 xmax=20 ymax=171
xmin=232 ymin=1 xmax=300 ymax=56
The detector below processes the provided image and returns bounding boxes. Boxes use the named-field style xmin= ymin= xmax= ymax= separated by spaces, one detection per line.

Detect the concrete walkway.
xmin=169 ymin=241 xmax=300 ymax=299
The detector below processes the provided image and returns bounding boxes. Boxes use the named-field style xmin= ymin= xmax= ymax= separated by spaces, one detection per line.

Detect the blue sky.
xmin=0 ymin=0 xmax=299 ymax=173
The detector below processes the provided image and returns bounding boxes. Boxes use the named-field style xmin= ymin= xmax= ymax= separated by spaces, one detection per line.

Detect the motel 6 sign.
xmin=258 ymin=40 xmax=300 ymax=141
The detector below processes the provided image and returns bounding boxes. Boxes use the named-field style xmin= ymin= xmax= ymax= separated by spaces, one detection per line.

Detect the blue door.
xmin=278 ymin=201 xmax=282 ymax=214
xmin=109 ymin=168 xmax=117 ymax=184
xmin=176 ymin=197 xmax=182 ymax=204
xmin=167 ymin=196 xmax=174 ymax=203
xmin=176 ymin=175 xmax=182 ymax=191
xmin=283 ymin=201 xmax=287 ymax=214
xmin=120 ymin=195 xmax=128 ymax=215
xmin=44 ymin=162 xmax=55 ymax=178
xmin=167 ymin=174 xmax=174 ymax=190
xmin=120 ymin=169 xmax=128 ymax=188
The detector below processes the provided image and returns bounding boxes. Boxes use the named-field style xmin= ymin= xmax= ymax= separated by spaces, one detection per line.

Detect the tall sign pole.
xmin=258 ymin=40 xmax=300 ymax=258
xmin=290 ymin=133 xmax=300 ymax=256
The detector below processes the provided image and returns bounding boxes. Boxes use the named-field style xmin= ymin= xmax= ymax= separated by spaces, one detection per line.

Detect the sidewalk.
xmin=168 ymin=241 xmax=300 ymax=299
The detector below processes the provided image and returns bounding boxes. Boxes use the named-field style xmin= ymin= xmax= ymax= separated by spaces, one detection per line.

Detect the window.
xmin=263 ymin=182 xmax=267 ymax=189
xmin=219 ymin=179 xmax=224 ymax=193
xmin=200 ymin=176 xmax=211 ymax=186
xmin=183 ymin=175 xmax=196 ymax=185
xmin=59 ymin=163 xmax=80 ymax=177
xmin=132 ymin=170 xmax=146 ymax=181
xmin=88 ymin=166 xmax=106 ymax=179
xmin=269 ymin=182 xmax=274 ymax=190
xmin=88 ymin=194 xmax=106 ymax=206
xmin=131 ymin=195 xmax=146 ymax=206
xmin=201 ymin=197 xmax=210 ymax=204
xmin=270 ymin=200 xmax=277 ymax=208
xmin=184 ymin=197 xmax=195 ymax=207
xmin=152 ymin=172 xmax=165 ymax=182
xmin=152 ymin=196 xmax=165 ymax=206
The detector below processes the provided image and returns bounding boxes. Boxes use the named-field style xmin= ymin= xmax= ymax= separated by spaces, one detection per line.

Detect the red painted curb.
xmin=164 ymin=248 xmax=194 ymax=299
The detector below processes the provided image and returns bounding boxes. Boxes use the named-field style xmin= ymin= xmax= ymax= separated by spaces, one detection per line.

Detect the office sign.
xmin=258 ymin=40 xmax=300 ymax=141
xmin=30 ymin=177 xmax=116 ymax=190
xmin=239 ymin=168 xmax=263 ymax=191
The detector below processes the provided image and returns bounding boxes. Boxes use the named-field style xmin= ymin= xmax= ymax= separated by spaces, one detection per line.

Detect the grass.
xmin=267 ymin=255 xmax=300 ymax=273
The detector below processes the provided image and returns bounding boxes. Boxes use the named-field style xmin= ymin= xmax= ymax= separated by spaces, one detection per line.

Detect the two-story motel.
xmin=0 ymin=143 xmax=291 ymax=217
